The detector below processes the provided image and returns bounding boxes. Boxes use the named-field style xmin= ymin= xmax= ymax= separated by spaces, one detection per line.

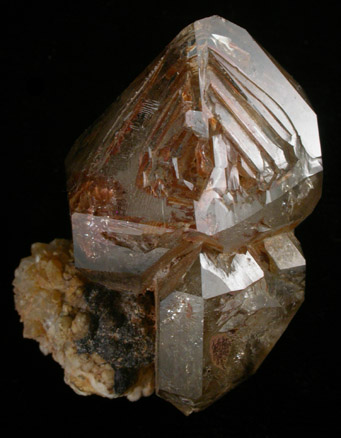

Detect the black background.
xmin=4 ymin=1 xmax=340 ymax=436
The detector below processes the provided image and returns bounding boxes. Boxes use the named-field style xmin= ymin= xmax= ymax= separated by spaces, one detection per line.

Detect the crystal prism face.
xmin=66 ymin=16 xmax=322 ymax=414
xmin=157 ymin=231 xmax=306 ymax=413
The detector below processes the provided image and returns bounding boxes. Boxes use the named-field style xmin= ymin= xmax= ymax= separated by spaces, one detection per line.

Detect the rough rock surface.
xmin=13 ymin=239 xmax=155 ymax=401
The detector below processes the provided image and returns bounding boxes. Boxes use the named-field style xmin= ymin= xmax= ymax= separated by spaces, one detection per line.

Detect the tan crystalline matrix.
xmin=13 ymin=239 xmax=155 ymax=401
xmin=14 ymin=16 xmax=322 ymax=414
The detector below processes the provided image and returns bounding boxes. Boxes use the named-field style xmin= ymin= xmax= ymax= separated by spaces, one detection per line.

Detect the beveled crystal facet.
xmin=66 ymin=16 xmax=322 ymax=414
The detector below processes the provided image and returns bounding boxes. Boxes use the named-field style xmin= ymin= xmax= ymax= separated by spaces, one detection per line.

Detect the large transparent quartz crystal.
xmin=15 ymin=15 xmax=322 ymax=415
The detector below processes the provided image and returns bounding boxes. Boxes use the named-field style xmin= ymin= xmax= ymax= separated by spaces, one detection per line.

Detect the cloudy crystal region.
xmin=65 ymin=15 xmax=322 ymax=414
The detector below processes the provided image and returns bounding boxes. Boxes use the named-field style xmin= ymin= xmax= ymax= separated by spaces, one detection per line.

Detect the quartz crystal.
xmin=67 ymin=15 xmax=323 ymax=414
xmin=15 ymin=15 xmax=322 ymax=415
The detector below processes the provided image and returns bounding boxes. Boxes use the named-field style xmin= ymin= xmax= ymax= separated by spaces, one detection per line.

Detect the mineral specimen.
xmin=14 ymin=15 xmax=322 ymax=414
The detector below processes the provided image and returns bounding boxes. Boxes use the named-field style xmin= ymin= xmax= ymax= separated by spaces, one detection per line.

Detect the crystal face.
xmin=65 ymin=16 xmax=322 ymax=414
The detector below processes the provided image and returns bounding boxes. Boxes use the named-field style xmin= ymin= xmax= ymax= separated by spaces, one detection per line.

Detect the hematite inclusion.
xmin=19 ymin=16 xmax=323 ymax=415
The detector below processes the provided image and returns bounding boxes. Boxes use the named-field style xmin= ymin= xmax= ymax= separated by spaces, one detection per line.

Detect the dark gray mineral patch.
xmin=76 ymin=283 xmax=155 ymax=394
